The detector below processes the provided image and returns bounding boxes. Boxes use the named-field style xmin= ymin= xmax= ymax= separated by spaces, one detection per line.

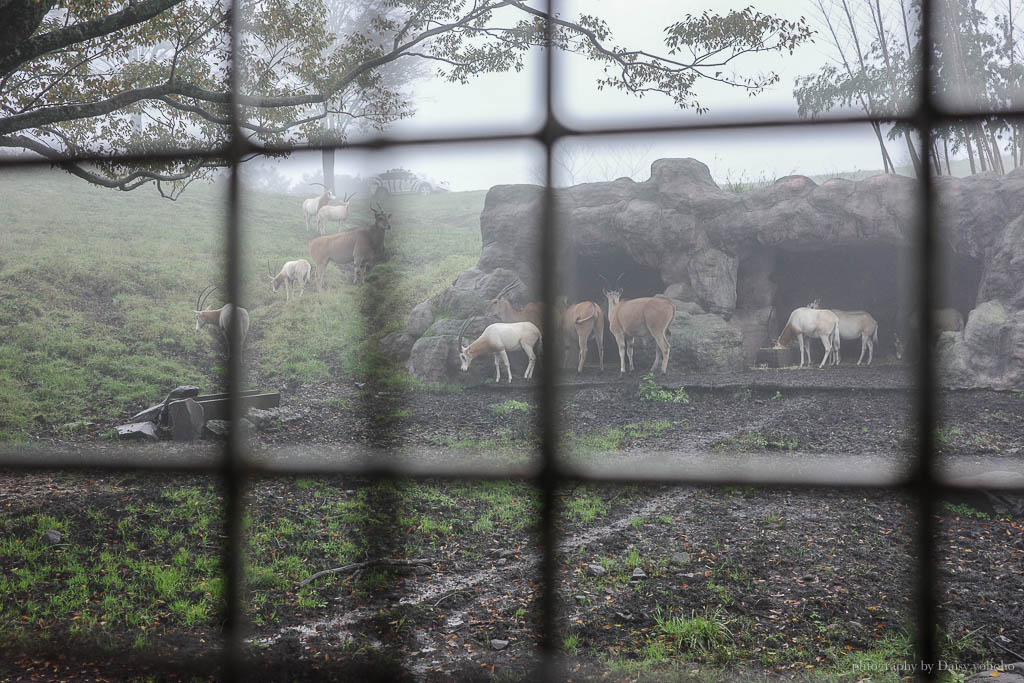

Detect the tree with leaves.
xmin=1 ymin=0 xmax=813 ymax=198
xmin=795 ymin=0 xmax=1024 ymax=176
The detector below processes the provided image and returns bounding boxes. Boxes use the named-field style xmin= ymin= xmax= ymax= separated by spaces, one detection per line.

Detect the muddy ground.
xmin=3 ymin=362 xmax=1024 ymax=681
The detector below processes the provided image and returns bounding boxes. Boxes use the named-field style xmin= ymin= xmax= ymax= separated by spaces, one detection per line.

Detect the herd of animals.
xmin=190 ymin=187 xmax=392 ymax=355
xmin=192 ymin=187 xmax=967 ymax=383
xmin=458 ymin=285 xmax=967 ymax=383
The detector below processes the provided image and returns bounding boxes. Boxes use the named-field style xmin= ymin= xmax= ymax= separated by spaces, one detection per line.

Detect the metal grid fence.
xmin=2 ymin=0 xmax=1022 ymax=679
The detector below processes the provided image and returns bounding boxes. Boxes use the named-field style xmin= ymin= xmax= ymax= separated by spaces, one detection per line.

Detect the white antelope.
xmin=807 ymin=301 xmax=879 ymax=366
xmin=302 ymin=186 xmax=334 ymax=231
xmin=457 ymin=318 xmax=542 ymax=383
xmin=268 ymin=259 xmax=312 ymax=301
xmin=316 ymin=192 xmax=356 ymax=235
xmin=601 ymin=277 xmax=675 ymax=375
xmin=775 ymin=306 xmax=839 ymax=368
xmin=486 ymin=280 xmax=545 ymax=330
xmin=559 ymin=297 xmax=605 ymax=373
xmin=194 ymin=286 xmax=250 ymax=354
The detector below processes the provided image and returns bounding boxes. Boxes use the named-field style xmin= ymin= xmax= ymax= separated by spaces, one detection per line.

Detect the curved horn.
xmin=267 ymin=259 xmax=273 ymax=278
xmin=309 ymin=182 xmax=326 ymax=189
xmin=372 ymin=202 xmax=384 ymax=215
xmin=341 ymin=192 xmax=355 ymax=204
xmin=198 ymin=285 xmax=218 ymax=311
xmin=196 ymin=285 xmax=214 ymax=311
xmin=495 ymin=280 xmax=518 ymax=299
xmin=457 ymin=317 xmax=474 ymax=348
xmin=597 ymin=273 xmax=610 ymax=289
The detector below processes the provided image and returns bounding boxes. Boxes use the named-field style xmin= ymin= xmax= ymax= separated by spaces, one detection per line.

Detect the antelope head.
xmin=194 ymin=285 xmax=217 ymax=330
xmin=267 ymin=260 xmax=280 ymax=292
xmin=807 ymin=297 xmax=822 ymax=309
xmin=371 ymin=203 xmax=392 ymax=231
xmin=600 ymin=274 xmax=624 ymax=307
xmin=457 ymin=317 xmax=475 ymax=371
xmin=487 ymin=280 xmax=520 ymax=317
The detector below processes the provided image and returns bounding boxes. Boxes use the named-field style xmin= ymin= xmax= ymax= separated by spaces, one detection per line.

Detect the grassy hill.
xmin=0 ymin=169 xmax=484 ymax=438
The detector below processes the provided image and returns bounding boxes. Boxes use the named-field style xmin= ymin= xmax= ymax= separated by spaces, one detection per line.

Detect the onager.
xmin=807 ymin=301 xmax=879 ymax=366
xmin=268 ymin=259 xmax=312 ymax=301
xmin=560 ymin=299 xmax=605 ymax=373
xmin=315 ymin=192 xmax=356 ymax=235
xmin=486 ymin=281 xmax=545 ymax=329
xmin=308 ymin=204 xmax=392 ymax=290
xmin=193 ymin=286 xmax=250 ymax=354
xmin=775 ymin=306 xmax=839 ymax=368
xmin=602 ymin=280 xmax=675 ymax=375
xmin=458 ymin=318 xmax=542 ymax=383
xmin=301 ymin=187 xmax=334 ymax=231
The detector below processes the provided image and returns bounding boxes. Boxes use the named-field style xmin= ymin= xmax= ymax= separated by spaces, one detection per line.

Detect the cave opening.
xmin=561 ymin=246 xmax=667 ymax=368
xmin=768 ymin=245 xmax=981 ymax=361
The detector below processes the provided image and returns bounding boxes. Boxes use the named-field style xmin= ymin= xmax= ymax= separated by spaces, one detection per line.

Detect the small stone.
xmin=670 ymin=552 xmax=690 ymax=566
xmin=496 ymin=558 xmax=507 ymax=566
xmin=490 ymin=639 xmax=509 ymax=651
xmin=580 ymin=410 xmax=597 ymax=421
xmin=584 ymin=564 xmax=607 ymax=577
xmin=574 ymin=594 xmax=587 ymax=602
xmin=631 ymin=567 xmax=647 ymax=581
xmin=117 ymin=421 xmax=158 ymax=441
xmin=42 ymin=529 xmax=62 ymax=546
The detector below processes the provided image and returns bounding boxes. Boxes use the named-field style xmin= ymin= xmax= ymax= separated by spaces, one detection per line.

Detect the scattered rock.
xmin=671 ymin=552 xmax=690 ymax=566
xmin=967 ymin=663 xmax=1024 ymax=682
xmin=630 ymin=567 xmax=647 ymax=581
xmin=204 ymin=418 xmax=254 ymax=439
xmin=42 ymin=529 xmax=62 ymax=546
xmin=584 ymin=564 xmax=607 ymax=577
xmin=490 ymin=639 xmax=509 ymax=651
xmin=116 ymin=421 xmax=158 ymax=441
xmin=168 ymin=398 xmax=204 ymax=442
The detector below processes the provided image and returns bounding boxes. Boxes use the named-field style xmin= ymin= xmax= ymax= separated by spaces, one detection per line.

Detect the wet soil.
xmin=3 ymin=363 xmax=1024 ymax=680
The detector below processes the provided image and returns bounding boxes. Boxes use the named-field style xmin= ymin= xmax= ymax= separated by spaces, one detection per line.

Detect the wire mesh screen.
xmin=2 ymin=0 xmax=1024 ymax=680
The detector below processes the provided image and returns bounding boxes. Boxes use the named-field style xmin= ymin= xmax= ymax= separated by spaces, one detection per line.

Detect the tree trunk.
xmin=322 ymin=149 xmax=335 ymax=193
xmin=965 ymin=124 xmax=977 ymax=174
xmin=944 ymin=136 xmax=952 ymax=175
xmin=872 ymin=122 xmax=894 ymax=173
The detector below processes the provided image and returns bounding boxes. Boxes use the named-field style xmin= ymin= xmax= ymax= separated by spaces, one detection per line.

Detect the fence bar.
xmin=913 ymin=1 xmax=939 ymax=678
xmin=223 ymin=1 xmax=247 ymax=678
xmin=536 ymin=1 xmax=561 ymax=678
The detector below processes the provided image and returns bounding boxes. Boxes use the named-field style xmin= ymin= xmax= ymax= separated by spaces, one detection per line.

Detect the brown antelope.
xmin=559 ymin=297 xmax=605 ymax=373
xmin=309 ymin=204 xmax=392 ymax=290
xmin=315 ymin=192 xmax=356 ymax=235
xmin=302 ymin=186 xmax=334 ymax=231
xmin=601 ymin=277 xmax=675 ymax=375
xmin=775 ymin=306 xmax=839 ymax=368
xmin=193 ymin=286 xmax=250 ymax=354
xmin=895 ymin=308 xmax=964 ymax=360
xmin=486 ymin=281 xmax=544 ymax=330
xmin=268 ymin=259 xmax=312 ymax=301
xmin=457 ymin=318 xmax=542 ymax=383
xmin=807 ymin=301 xmax=879 ymax=366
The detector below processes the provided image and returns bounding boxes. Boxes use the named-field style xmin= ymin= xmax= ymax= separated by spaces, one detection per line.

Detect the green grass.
xmin=0 ymin=170 xmax=484 ymax=436
xmin=637 ymin=373 xmax=691 ymax=404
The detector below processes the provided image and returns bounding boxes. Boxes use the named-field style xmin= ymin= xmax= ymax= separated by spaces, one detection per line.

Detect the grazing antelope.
xmin=457 ymin=318 xmax=542 ymax=383
xmin=193 ymin=286 xmax=250 ymax=354
xmin=775 ymin=306 xmax=839 ymax=368
xmin=807 ymin=300 xmax=879 ymax=366
xmin=302 ymin=186 xmax=334 ymax=231
xmin=309 ymin=204 xmax=392 ymax=290
xmin=268 ymin=259 xmax=312 ymax=301
xmin=486 ymin=281 xmax=545 ymax=330
xmin=316 ymin=192 xmax=356 ymax=235
xmin=895 ymin=308 xmax=965 ymax=360
xmin=559 ymin=297 xmax=605 ymax=373
xmin=601 ymin=276 xmax=675 ymax=375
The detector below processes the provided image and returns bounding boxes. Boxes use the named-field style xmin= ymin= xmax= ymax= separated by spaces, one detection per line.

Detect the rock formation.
xmin=384 ymin=158 xmax=1024 ymax=390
